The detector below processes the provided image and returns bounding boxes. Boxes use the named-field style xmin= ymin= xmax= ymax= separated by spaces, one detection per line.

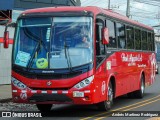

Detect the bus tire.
xmin=97 ymin=82 xmax=113 ymax=111
xmin=36 ymin=104 xmax=52 ymax=112
xmin=133 ymin=75 xmax=145 ymax=98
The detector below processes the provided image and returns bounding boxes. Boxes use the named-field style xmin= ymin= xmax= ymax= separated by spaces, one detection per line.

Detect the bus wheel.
xmin=97 ymin=82 xmax=113 ymax=111
xmin=36 ymin=104 xmax=52 ymax=112
xmin=134 ymin=75 xmax=145 ymax=98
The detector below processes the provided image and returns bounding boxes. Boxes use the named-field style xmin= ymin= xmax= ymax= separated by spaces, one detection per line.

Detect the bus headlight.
xmin=74 ymin=76 xmax=94 ymax=89
xmin=11 ymin=77 xmax=27 ymax=90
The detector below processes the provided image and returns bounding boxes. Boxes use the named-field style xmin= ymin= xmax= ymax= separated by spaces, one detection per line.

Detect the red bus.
xmin=4 ymin=6 xmax=156 ymax=112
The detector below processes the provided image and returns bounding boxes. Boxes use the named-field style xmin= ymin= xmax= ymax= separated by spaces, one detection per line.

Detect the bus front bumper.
xmin=12 ymin=89 xmax=96 ymax=104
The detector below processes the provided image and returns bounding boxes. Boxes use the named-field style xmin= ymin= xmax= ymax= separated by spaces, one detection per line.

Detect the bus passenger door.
xmin=95 ymin=17 xmax=108 ymax=101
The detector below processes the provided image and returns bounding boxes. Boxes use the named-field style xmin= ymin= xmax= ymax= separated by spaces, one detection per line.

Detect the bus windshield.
xmin=13 ymin=17 xmax=93 ymax=69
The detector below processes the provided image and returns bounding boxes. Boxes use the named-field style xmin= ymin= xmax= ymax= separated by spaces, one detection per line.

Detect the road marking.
xmin=80 ymin=95 xmax=160 ymax=120
xmin=95 ymin=98 xmax=160 ymax=120
xmin=147 ymin=117 xmax=160 ymax=120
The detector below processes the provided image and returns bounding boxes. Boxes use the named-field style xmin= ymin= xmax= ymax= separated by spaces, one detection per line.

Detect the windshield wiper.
xmin=27 ymin=41 xmax=41 ymax=70
xmin=26 ymin=30 xmax=48 ymax=70
xmin=64 ymin=39 xmax=72 ymax=72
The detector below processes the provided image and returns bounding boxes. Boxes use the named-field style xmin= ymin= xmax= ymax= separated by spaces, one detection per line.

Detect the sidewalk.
xmin=0 ymin=85 xmax=12 ymax=102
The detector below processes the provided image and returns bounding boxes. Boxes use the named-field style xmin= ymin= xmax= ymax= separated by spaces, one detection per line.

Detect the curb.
xmin=0 ymin=98 xmax=12 ymax=103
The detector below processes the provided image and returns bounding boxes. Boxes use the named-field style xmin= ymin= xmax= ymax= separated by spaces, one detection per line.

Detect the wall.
xmin=0 ymin=26 xmax=14 ymax=84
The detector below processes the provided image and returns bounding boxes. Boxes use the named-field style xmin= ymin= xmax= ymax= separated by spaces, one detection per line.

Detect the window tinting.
xmin=116 ymin=23 xmax=126 ymax=49
xmin=142 ymin=31 xmax=147 ymax=50
xmin=148 ymin=32 xmax=152 ymax=51
xmin=135 ymin=29 xmax=141 ymax=50
xmin=96 ymin=18 xmax=105 ymax=67
xmin=152 ymin=33 xmax=155 ymax=51
xmin=96 ymin=19 xmax=105 ymax=55
xmin=126 ymin=26 xmax=134 ymax=49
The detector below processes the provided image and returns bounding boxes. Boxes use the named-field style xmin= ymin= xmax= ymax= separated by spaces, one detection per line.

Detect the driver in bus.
xmin=76 ymin=35 xmax=90 ymax=48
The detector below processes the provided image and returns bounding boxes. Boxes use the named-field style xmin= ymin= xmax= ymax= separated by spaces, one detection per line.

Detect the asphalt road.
xmin=1 ymin=73 xmax=160 ymax=120
xmin=42 ymin=73 xmax=160 ymax=120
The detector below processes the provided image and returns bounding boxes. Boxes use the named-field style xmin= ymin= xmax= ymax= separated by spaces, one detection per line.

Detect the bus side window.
xmin=148 ymin=32 xmax=152 ymax=51
xmin=106 ymin=20 xmax=117 ymax=48
xmin=116 ymin=23 xmax=126 ymax=49
xmin=135 ymin=29 xmax=141 ymax=50
xmin=152 ymin=33 xmax=155 ymax=51
xmin=142 ymin=31 xmax=147 ymax=50
xmin=126 ymin=26 xmax=134 ymax=49
xmin=96 ymin=18 xmax=105 ymax=67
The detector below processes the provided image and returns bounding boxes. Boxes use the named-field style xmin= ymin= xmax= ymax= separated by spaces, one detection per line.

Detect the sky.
xmin=81 ymin=0 xmax=160 ymax=34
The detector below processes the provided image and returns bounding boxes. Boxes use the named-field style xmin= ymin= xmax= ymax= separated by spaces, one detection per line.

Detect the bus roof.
xmin=22 ymin=6 xmax=153 ymax=31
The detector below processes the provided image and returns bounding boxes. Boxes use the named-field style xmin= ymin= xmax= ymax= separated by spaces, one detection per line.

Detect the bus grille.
xmin=29 ymin=94 xmax=72 ymax=102
xmin=14 ymin=69 xmax=82 ymax=79
xmin=30 ymin=87 xmax=69 ymax=90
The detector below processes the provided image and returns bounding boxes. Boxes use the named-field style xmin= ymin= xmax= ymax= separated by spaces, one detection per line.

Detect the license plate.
xmin=73 ymin=91 xmax=84 ymax=97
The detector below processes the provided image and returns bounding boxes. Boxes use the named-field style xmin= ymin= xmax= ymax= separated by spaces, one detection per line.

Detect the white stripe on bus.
xmin=21 ymin=90 xmax=27 ymax=93
xmin=41 ymin=91 xmax=47 ymax=93
xmin=31 ymin=90 xmax=37 ymax=93
xmin=12 ymin=90 xmax=17 ymax=93
xmin=52 ymin=91 xmax=58 ymax=94
xmin=84 ymin=90 xmax=90 ymax=93
xmin=62 ymin=91 xmax=68 ymax=94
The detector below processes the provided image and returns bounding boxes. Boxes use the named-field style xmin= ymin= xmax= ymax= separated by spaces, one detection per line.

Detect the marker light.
xmin=11 ymin=77 xmax=27 ymax=90
xmin=74 ymin=76 xmax=94 ymax=89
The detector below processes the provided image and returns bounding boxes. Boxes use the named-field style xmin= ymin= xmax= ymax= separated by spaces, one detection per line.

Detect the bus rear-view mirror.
xmin=3 ymin=31 xmax=9 ymax=48
xmin=102 ymin=27 xmax=109 ymax=45
xmin=3 ymin=22 xmax=16 ymax=48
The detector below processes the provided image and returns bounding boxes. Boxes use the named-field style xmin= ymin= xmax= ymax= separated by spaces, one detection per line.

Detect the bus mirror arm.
xmin=102 ymin=27 xmax=109 ymax=45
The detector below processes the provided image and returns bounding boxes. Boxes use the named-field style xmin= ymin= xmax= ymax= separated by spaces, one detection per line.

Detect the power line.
xmin=135 ymin=0 xmax=160 ymax=3
xmin=134 ymin=0 xmax=160 ymax=7
xmin=131 ymin=11 xmax=157 ymax=16
xmin=131 ymin=6 xmax=157 ymax=14
xmin=125 ymin=1 xmax=157 ymax=14
xmin=134 ymin=0 xmax=160 ymax=4
xmin=133 ymin=14 xmax=157 ymax=18
xmin=149 ymin=0 xmax=160 ymax=2
xmin=113 ymin=8 xmax=157 ymax=18
xmin=81 ymin=0 xmax=159 ymax=20
xmin=131 ymin=14 xmax=158 ymax=19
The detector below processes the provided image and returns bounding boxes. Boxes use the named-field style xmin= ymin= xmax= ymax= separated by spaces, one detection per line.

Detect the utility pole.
xmin=126 ymin=0 xmax=130 ymax=18
xmin=108 ymin=0 xmax=110 ymax=9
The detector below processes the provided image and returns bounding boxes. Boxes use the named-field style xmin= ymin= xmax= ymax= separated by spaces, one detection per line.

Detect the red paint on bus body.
xmin=11 ymin=6 xmax=155 ymax=107
xmin=23 ymin=6 xmax=153 ymax=30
